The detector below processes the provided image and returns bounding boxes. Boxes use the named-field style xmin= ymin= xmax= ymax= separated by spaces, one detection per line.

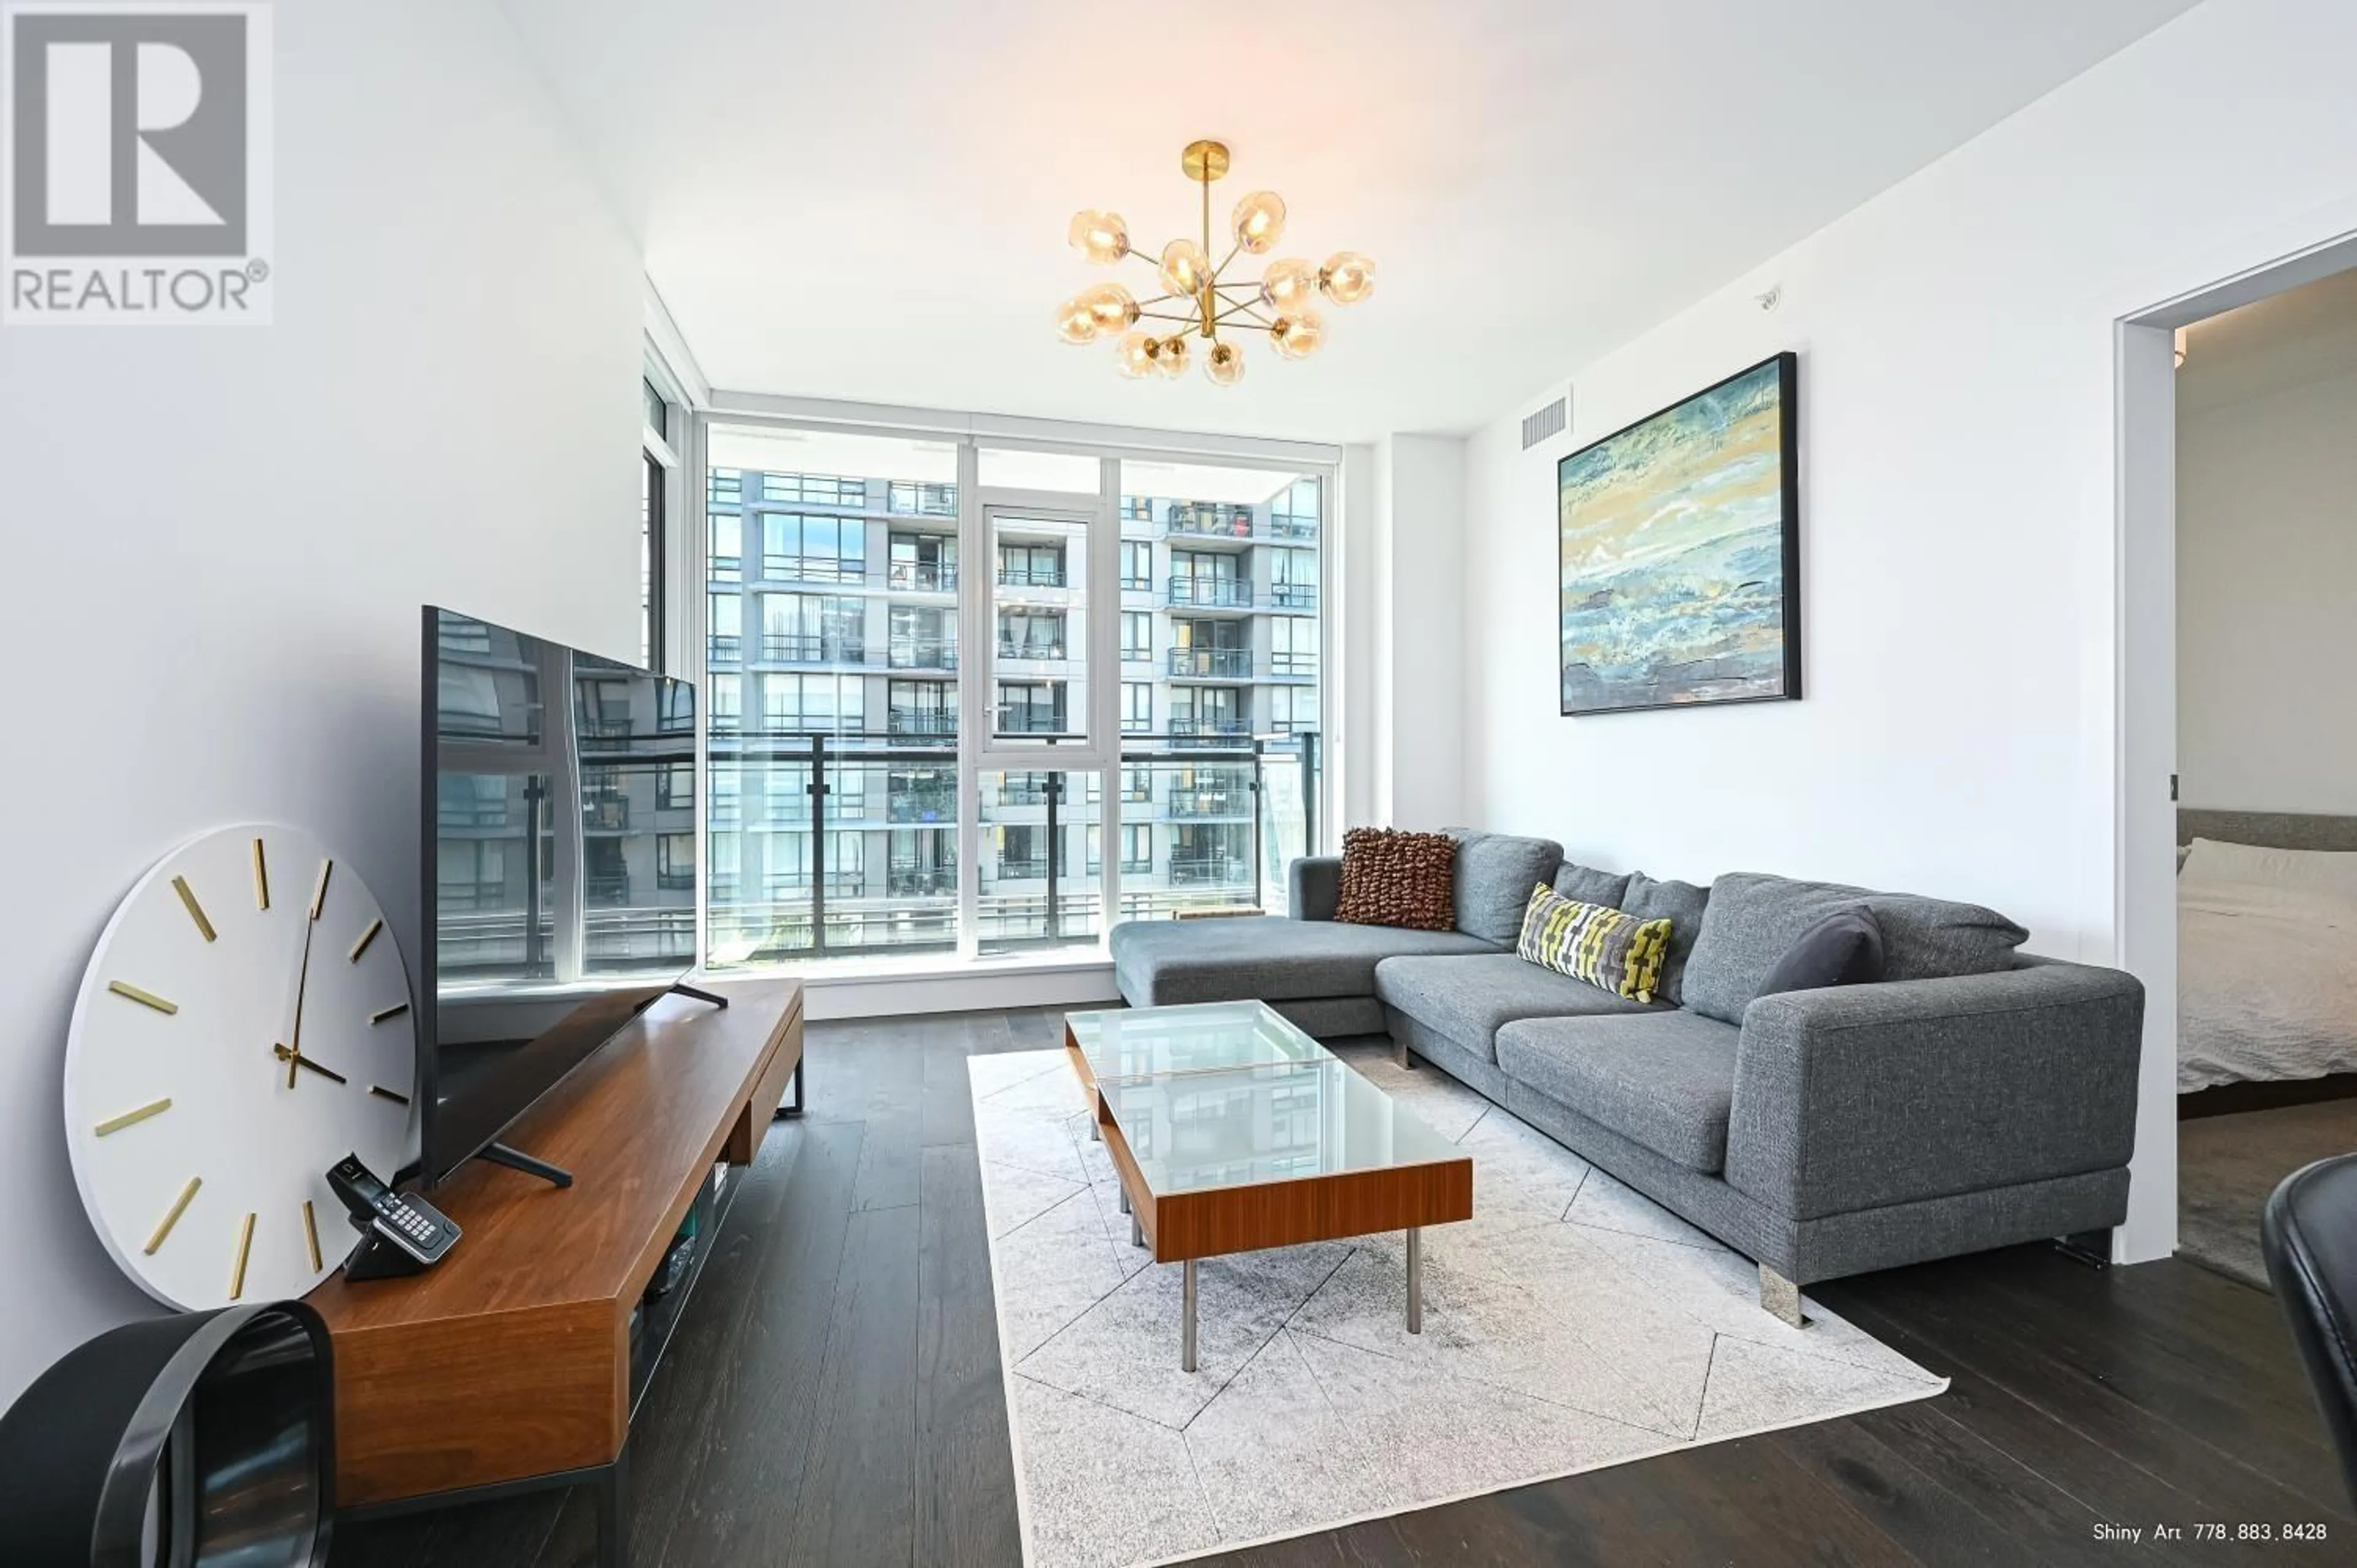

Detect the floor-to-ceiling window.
xmin=700 ymin=425 xmax=1328 ymax=970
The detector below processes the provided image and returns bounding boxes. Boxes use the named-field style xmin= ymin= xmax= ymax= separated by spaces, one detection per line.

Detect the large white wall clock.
xmin=64 ymin=824 xmax=419 ymax=1310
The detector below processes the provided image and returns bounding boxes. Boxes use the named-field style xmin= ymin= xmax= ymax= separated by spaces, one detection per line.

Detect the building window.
xmin=1119 ymin=540 xmax=1152 ymax=591
xmin=888 ymin=679 xmax=957 ymax=737
xmin=1120 ymin=495 xmax=1151 ymax=523
xmin=710 ymin=512 xmax=742 ymax=587
xmin=1270 ymin=615 xmax=1317 ymax=678
xmin=657 ymin=833 xmax=695 ymax=890
xmin=1121 ymin=611 xmax=1151 ymax=662
xmin=1271 ymin=547 xmax=1317 ymax=609
xmin=888 ymin=532 xmax=957 ymax=592
xmin=999 ymin=608 xmax=1066 ymax=660
xmin=1266 ymin=684 xmax=1318 ymax=733
xmin=708 ymin=593 xmax=743 ymax=665
xmin=760 ymin=593 xmax=865 ymax=664
xmin=641 ymin=450 xmax=665 ymax=670
xmin=656 ymin=763 xmax=695 ymax=810
xmin=709 ymin=673 xmax=741 ymax=732
xmin=762 ymin=472 xmax=867 ymax=508
xmin=1121 ymin=682 xmax=1153 ymax=734
xmin=996 ymin=681 xmax=1066 ymax=735
xmin=761 ymin=673 xmax=863 ymax=736
xmin=1121 ymin=822 xmax=1153 ymax=874
xmin=888 ymin=605 xmax=956 ymax=670
xmin=762 ymin=512 xmax=865 ymax=584
xmin=998 ymin=543 xmax=1065 ymax=588
xmin=1269 ymin=478 xmax=1319 ymax=538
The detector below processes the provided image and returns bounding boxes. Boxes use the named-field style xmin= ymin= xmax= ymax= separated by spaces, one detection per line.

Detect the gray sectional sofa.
xmin=1107 ymin=828 xmax=2145 ymax=1323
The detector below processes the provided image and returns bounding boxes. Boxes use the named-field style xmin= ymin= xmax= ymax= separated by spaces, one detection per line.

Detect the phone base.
xmin=342 ymin=1228 xmax=434 ymax=1281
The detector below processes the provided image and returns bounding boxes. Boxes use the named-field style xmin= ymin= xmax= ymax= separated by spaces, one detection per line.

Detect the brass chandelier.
xmin=1055 ymin=139 xmax=1376 ymax=387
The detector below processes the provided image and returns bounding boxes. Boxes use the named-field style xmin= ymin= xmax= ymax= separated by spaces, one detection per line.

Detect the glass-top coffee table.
xmin=1063 ymin=1002 xmax=1473 ymax=1370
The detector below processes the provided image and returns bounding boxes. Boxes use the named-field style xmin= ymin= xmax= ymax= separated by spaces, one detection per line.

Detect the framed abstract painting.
xmin=1557 ymin=352 xmax=1801 ymax=716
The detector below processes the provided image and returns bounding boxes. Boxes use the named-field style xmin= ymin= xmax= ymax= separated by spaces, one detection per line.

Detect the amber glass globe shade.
xmin=1231 ymin=190 xmax=1287 ymax=254
xmin=1205 ymin=339 xmax=1245 ymax=387
xmin=1067 ymin=209 xmax=1129 ymax=264
xmin=1320 ymin=251 xmax=1377 ymax=306
xmin=1055 ymin=298 xmax=1099 ymax=344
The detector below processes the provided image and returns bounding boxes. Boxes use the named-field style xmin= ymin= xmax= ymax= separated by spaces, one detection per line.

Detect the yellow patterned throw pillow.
xmin=1515 ymin=884 xmax=1673 ymax=1003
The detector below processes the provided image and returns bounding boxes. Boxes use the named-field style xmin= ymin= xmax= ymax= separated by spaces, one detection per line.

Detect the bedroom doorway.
xmin=2169 ymin=271 xmax=2357 ymax=1289
xmin=2119 ymin=232 xmax=2357 ymax=1288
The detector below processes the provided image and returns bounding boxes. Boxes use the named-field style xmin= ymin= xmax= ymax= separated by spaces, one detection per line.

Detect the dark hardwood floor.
xmin=334 ymin=1010 xmax=2349 ymax=1568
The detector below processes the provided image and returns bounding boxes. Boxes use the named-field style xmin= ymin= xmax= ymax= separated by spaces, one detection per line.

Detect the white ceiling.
xmin=500 ymin=0 xmax=2200 ymax=445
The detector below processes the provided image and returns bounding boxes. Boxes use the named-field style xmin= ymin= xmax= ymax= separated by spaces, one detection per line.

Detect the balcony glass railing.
xmin=1166 ymin=504 xmax=1253 ymax=539
xmin=887 ymin=712 xmax=958 ymax=737
xmin=997 ymin=640 xmax=1067 ymax=662
xmin=1266 ymin=517 xmax=1318 ymax=540
xmin=761 ymin=633 xmax=867 ymax=665
xmin=1270 ymin=583 xmax=1318 ymax=610
xmin=708 ymin=633 xmax=742 ymax=665
xmin=1167 ymin=576 xmax=1252 ymax=608
xmin=887 ymin=641 xmax=957 ymax=670
xmin=887 ymin=562 xmax=958 ymax=592
xmin=1169 ymin=647 xmax=1252 ymax=679
xmin=886 ymin=482 xmax=958 ymax=517
xmin=701 ymin=729 xmax=1321 ymax=970
xmin=997 ymin=565 xmax=1067 ymax=589
xmin=762 ymin=554 xmax=865 ymax=585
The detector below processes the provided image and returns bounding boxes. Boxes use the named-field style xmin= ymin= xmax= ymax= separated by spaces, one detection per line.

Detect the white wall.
xmin=2177 ymin=367 xmax=2357 ymax=813
xmin=1457 ymin=0 xmax=2357 ymax=1262
xmin=1371 ymin=435 xmax=1468 ymax=828
xmin=0 ymin=0 xmax=644 ymax=1406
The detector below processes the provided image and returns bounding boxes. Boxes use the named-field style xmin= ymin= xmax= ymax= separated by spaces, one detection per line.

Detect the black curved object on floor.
xmin=2262 ymin=1153 xmax=2357 ymax=1507
xmin=0 ymin=1301 xmax=335 ymax=1567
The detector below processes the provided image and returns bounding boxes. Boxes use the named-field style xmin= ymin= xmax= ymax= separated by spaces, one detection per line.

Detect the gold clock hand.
xmin=273 ymin=1043 xmax=348 ymax=1086
xmin=287 ymin=914 xmax=317 ymax=1089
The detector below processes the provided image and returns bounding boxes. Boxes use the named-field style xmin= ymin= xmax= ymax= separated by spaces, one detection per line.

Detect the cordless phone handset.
xmin=325 ymin=1152 xmax=462 ymax=1273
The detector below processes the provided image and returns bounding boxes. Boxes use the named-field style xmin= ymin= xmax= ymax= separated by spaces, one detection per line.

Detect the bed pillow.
xmin=1515 ymin=885 xmax=1673 ymax=1003
xmin=2181 ymin=837 xmax=2357 ymax=905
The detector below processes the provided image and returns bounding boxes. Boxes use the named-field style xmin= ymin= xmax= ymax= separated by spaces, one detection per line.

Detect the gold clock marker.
xmin=171 ymin=877 xmax=217 ymax=943
xmin=145 ymin=1177 xmax=201 ymax=1255
xmin=349 ymin=918 xmax=383 ymax=962
xmin=107 ymin=981 xmax=177 ymax=1015
xmin=230 ymin=1213 xmax=255 ymax=1300
xmin=309 ymin=858 xmax=333 ymax=920
xmin=95 ymin=1097 xmax=172 ymax=1137
xmin=371 ymin=1002 xmax=409 ymax=1025
xmin=302 ymin=1200 xmax=322 ymax=1272
xmin=252 ymin=838 xmax=270 ymax=910
xmin=370 ymin=1084 xmax=412 ymax=1106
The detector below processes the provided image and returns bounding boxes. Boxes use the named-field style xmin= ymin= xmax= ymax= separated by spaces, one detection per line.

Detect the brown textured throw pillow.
xmin=1334 ymin=827 xmax=1457 ymax=931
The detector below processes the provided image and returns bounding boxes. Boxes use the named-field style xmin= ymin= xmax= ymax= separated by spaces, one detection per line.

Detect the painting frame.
xmin=1555 ymin=350 xmax=1802 ymax=717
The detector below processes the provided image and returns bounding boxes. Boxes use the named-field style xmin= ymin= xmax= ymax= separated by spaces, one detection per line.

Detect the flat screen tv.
xmin=418 ymin=607 xmax=699 ymax=1186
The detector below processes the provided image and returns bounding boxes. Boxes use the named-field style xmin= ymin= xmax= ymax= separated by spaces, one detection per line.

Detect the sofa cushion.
xmin=1621 ymin=873 xmax=1711 ymax=1006
xmin=1554 ymin=861 xmax=1632 ymax=910
xmin=1110 ymin=916 xmax=1497 ymax=1006
xmin=1335 ymin=828 xmax=1458 ymax=930
xmin=1759 ymin=907 xmax=1886 ymax=997
xmin=1374 ymin=952 xmax=1655 ymax=1062
xmin=1684 ymin=872 xmax=2029 ymax=1025
xmin=1495 ymin=1010 xmax=1742 ymax=1173
xmin=1445 ymin=828 xmax=1566 ymax=945
xmin=1514 ymin=886 xmax=1673 ymax=1003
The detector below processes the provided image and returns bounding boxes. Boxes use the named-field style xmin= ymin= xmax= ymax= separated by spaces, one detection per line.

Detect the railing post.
xmin=1250 ymin=742 xmax=1264 ymax=913
xmin=808 ymin=733 xmax=829 ymax=956
xmin=1044 ymin=771 xmax=1062 ymax=943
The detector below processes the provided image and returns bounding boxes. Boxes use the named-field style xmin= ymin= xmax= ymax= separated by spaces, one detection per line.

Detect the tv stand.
xmin=479 ymin=1140 xmax=573 ymax=1188
xmin=668 ymin=979 xmax=729 ymax=1008
xmin=309 ymin=979 xmax=803 ymax=1567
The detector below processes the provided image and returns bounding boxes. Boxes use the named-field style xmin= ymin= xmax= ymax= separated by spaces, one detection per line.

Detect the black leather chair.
xmin=2262 ymin=1154 xmax=2357 ymax=1505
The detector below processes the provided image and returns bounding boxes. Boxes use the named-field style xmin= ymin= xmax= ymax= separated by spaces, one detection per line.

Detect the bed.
xmin=2177 ymin=808 xmax=2357 ymax=1106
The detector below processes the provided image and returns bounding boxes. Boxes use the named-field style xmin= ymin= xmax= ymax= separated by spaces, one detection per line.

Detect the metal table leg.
xmin=1406 ymin=1227 xmax=1423 ymax=1334
xmin=773 ymin=1060 xmax=804 ymax=1119
xmin=594 ymin=1442 xmax=629 ymax=1568
xmin=1182 ymin=1260 xmax=1199 ymax=1372
xmin=1118 ymin=1184 xmax=1130 ymax=1215
xmin=1131 ymin=1213 xmax=1143 ymax=1248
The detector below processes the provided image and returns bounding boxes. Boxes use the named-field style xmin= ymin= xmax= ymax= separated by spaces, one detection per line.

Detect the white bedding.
xmin=2178 ymin=843 xmax=2357 ymax=1092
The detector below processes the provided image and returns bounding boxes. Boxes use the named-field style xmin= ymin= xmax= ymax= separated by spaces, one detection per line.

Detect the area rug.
xmin=2179 ymin=1097 xmax=2357 ymax=1291
xmin=970 ymin=1040 xmax=1947 ymax=1568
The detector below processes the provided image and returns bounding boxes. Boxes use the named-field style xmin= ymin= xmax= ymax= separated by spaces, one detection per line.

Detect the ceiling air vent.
xmin=1522 ymin=393 xmax=1568 ymax=451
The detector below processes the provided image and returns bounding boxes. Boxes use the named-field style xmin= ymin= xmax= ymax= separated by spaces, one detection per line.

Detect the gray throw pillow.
xmin=1757 ymin=908 xmax=1886 ymax=996
xmin=1554 ymin=861 xmax=1632 ymax=910
xmin=1684 ymin=872 xmax=2028 ymax=1025
xmin=1620 ymin=872 xmax=1710 ymax=1007
xmin=1443 ymin=828 xmax=1566 ymax=946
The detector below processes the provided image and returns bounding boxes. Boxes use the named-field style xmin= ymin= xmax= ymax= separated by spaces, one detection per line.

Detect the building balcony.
xmin=1169 ymin=647 xmax=1252 ymax=679
xmin=1169 ymin=854 xmax=1251 ymax=886
xmin=761 ymin=633 xmax=867 ymax=665
xmin=997 ymin=566 xmax=1067 ymax=590
xmin=887 ymin=713 xmax=959 ymax=738
xmin=710 ymin=554 xmax=745 ymax=584
xmin=1270 ymin=584 xmax=1318 ymax=610
xmin=1166 ymin=503 xmax=1254 ymax=540
xmin=886 ymin=481 xmax=958 ymax=517
xmin=1167 ymin=577 xmax=1252 ymax=609
xmin=1168 ymin=718 xmax=1252 ymax=747
xmin=1167 ymin=787 xmax=1250 ymax=819
xmin=708 ymin=633 xmax=742 ymax=665
xmin=583 ymin=797 xmax=630 ymax=832
xmin=997 ymin=640 xmax=1068 ymax=663
xmin=760 ymin=555 xmax=865 ymax=587
xmin=889 ymin=790 xmax=956 ymax=824
xmin=1264 ymin=517 xmax=1318 ymax=540
xmin=994 ymin=857 xmax=1049 ymax=881
xmin=585 ymin=872 xmax=631 ymax=906
xmin=886 ymin=562 xmax=958 ymax=592
xmin=887 ymin=867 xmax=958 ymax=897
xmin=887 ymin=641 xmax=958 ymax=670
